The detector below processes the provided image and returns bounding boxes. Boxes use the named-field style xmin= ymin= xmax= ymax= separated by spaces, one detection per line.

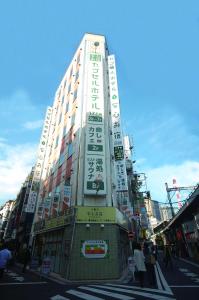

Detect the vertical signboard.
xmin=84 ymin=46 xmax=106 ymax=195
xmin=108 ymin=55 xmax=128 ymax=194
xmin=26 ymin=107 xmax=52 ymax=213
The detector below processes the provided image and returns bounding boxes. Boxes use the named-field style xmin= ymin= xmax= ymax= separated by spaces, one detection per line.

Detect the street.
xmin=1 ymin=257 xmax=199 ymax=300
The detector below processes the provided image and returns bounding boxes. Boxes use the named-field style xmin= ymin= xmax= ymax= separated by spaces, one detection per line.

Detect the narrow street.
xmin=1 ymin=256 xmax=199 ymax=300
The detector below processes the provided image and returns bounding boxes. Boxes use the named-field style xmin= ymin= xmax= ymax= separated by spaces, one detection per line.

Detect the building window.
xmin=55 ymin=135 xmax=59 ymax=148
xmin=58 ymin=112 xmax=62 ymax=124
xmin=63 ymin=79 xmax=67 ymax=89
xmin=70 ymin=67 xmax=73 ymax=78
xmin=67 ymin=83 xmax=71 ymax=95
xmin=73 ymin=89 xmax=78 ymax=101
xmin=71 ymin=113 xmax=75 ymax=126
xmin=65 ymin=101 xmax=69 ymax=113
xmin=61 ymin=95 xmax=65 ymax=104
xmin=76 ymin=53 xmax=80 ymax=64
xmin=75 ymin=71 xmax=79 ymax=82
xmin=67 ymin=142 xmax=73 ymax=158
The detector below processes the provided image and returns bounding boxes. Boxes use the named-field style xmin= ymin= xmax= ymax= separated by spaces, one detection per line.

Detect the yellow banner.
xmin=75 ymin=207 xmax=116 ymax=223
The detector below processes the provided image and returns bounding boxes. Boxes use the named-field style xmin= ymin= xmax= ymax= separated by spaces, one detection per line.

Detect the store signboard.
xmin=108 ymin=55 xmax=128 ymax=192
xmin=84 ymin=46 xmax=106 ymax=195
xmin=76 ymin=206 xmax=116 ymax=223
xmin=81 ymin=240 xmax=108 ymax=258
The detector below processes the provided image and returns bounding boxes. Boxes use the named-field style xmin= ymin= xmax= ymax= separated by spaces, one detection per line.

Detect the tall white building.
xmin=29 ymin=34 xmax=131 ymax=280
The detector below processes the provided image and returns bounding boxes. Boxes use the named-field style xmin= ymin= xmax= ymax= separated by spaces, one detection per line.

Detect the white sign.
xmin=108 ymin=55 xmax=128 ymax=192
xmin=26 ymin=107 xmax=52 ymax=213
xmin=81 ymin=240 xmax=108 ymax=258
xmin=84 ymin=48 xmax=106 ymax=195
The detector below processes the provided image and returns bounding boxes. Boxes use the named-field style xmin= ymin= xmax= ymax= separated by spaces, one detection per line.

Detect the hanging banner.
xmin=84 ymin=46 xmax=106 ymax=195
xmin=26 ymin=107 xmax=52 ymax=213
xmin=108 ymin=55 xmax=128 ymax=192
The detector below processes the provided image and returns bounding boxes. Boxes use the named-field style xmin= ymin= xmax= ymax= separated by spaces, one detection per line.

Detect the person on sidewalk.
xmin=164 ymin=244 xmax=173 ymax=270
xmin=22 ymin=246 xmax=32 ymax=273
xmin=143 ymin=243 xmax=156 ymax=286
xmin=133 ymin=243 xmax=146 ymax=288
xmin=0 ymin=242 xmax=12 ymax=278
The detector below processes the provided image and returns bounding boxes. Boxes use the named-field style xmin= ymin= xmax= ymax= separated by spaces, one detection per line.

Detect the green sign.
xmin=114 ymin=146 xmax=124 ymax=160
xmin=88 ymin=115 xmax=102 ymax=122
xmin=90 ymin=53 xmax=101 ymax=62
xmin=87 ymin=181 xmax=104 ymax=191
xmin=88 ymin=144 xmax=103 ymax=152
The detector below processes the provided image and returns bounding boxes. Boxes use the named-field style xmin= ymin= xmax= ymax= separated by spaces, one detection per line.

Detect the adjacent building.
xmin=29 ymin=33 xmax=132 ymax=280
xmin=0 ymin=200 xmax=15 ymax=240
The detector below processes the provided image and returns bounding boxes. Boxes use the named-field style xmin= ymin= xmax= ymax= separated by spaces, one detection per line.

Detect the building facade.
xmin=31 ymin=34 xmax=131 ymax=280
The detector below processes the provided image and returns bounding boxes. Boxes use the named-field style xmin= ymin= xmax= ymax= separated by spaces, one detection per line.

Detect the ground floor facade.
xmin=32 ymin=206 xmax=130 ymax=280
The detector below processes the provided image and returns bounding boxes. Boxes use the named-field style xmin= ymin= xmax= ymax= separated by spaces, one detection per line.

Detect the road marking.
xmin=156 ymin=261 xmax=173 ymax=295
xmin=179 ymin=258 xmax=199 ymax=269
xmin=89 ymin=285 xmax=175 ymax=300
xmin=66 ymin=289 xmax=105 ymax=300
xmin=51 ymin=295 xmax=70 ymax=300
xmin=7 ymin=272 xmax=18 ymax=276
xmin=78 ymin=286 xmax=134 ymax=299
xmin=154 ymin=264 xmax=163 ymax=290
xmin=185 ymin=273 xmax=198 ymax=277
xmin=179 ymin=268 xmax=189 ymax=272
xmin=106 ymin=283 xmax=173 ymax=295
xmin=170 ymin=285 xmax=199 ymax=287
xmin=14 ymin=276 xmax=24 ymax=282
xmin=0 ymin=282 xmax=47 ymax=285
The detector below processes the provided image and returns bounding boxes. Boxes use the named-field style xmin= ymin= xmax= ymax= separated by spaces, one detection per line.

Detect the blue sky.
xmin=0 ymin=0 xmax=199 ymax=205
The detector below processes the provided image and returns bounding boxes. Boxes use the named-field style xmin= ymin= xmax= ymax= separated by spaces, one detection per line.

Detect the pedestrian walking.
xmin=143 ymin=243 xmax=156 ymax=286
xmin=133 ymin=243 xmax=146 ymax=287
xmin=128 ymin=255 xmax=136 ymax=281
xmin=0 ymin=242 xmax=12 ymax=278
xmin=164 ymin=244 xmax=173 ymax=270
xmin=22 ymin=246 xmax=32 ymax=273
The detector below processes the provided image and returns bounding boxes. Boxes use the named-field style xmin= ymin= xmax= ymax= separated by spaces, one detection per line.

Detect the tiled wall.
xmin=68 ymin=223 xmax=123 ymax=280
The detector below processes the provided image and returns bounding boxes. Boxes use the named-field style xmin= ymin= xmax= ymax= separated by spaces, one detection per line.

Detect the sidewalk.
xmin=15 ymin=262 xmax=130 ymax=285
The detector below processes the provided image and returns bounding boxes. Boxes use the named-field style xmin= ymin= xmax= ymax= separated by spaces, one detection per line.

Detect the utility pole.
xmin=165 ymin=182 xmax=175 ymax=218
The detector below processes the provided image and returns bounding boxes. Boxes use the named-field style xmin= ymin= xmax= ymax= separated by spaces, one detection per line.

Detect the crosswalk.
xmin=51 ymin=283 xmax=176 ymax=300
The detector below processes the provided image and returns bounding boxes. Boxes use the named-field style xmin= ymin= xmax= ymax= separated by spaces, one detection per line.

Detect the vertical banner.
xmin=60 ymin=185 xmax=71 ymax=212
xmin=84 ymin=48 xmax=106 ymax=195
xmin=26 ymin=107 xmax=52 ymax=214
xmin=44 ymin=197 xmax=51 ymax=218
xmin=108 ymin=55 xmax=128 ymax=195
xmin=51 ymin=194 xmax=60 ymax=216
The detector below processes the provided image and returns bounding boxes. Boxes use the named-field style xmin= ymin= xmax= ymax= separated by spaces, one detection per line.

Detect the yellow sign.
xmin=75 ymin=207 xmax=116 ymax=223
xmin=45 ymin=215 xmax=72 ymax=230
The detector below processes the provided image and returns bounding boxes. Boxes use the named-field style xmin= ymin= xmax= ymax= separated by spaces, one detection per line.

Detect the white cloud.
xmin=0 ymin=140 xmax=37 ymax=205
xmin=144 ymin=161 xmax=199 ymax=203
xmin=23 ymin=119 xmax=43 ymax=130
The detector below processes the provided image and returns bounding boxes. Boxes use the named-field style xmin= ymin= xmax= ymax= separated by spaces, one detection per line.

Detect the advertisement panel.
xmin=75 ymin=206 xmax=116 ymax=223
xmin=81 ymin=240 xmax=108 ymax=258
xmin=84 ymin=47 xmax=106 ymax=195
